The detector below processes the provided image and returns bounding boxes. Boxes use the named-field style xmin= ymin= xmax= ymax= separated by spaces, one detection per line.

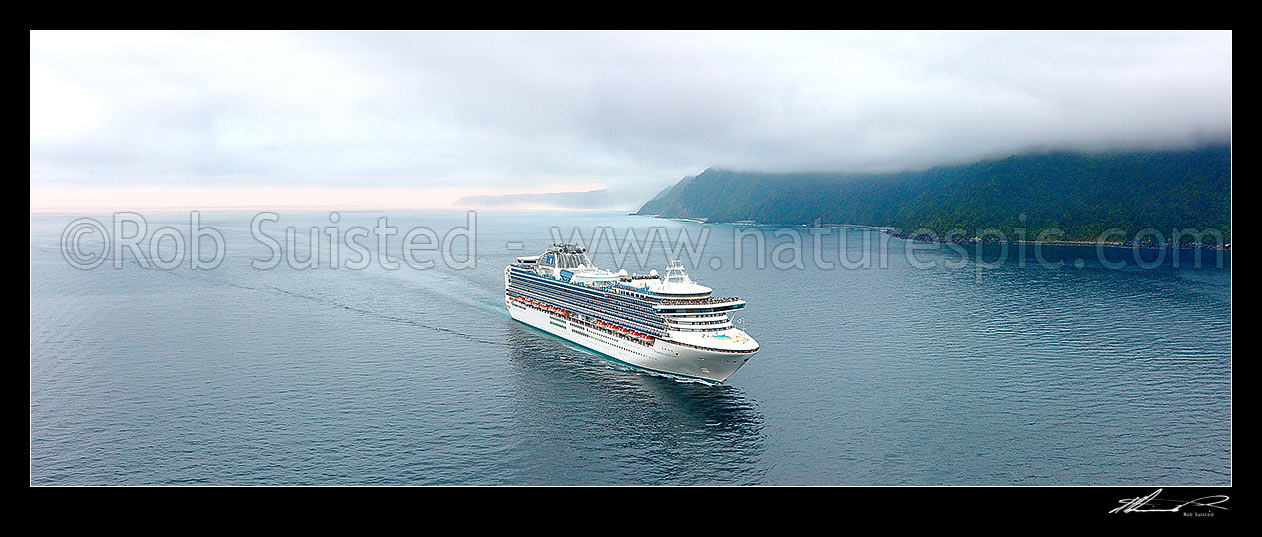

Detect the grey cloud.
xmin=30 ymin=30 xmax=1231 ymax=192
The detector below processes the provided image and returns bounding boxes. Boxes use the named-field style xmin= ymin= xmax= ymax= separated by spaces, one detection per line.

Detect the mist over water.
xmin=30 ymin=211 xmax=1230 ymax=485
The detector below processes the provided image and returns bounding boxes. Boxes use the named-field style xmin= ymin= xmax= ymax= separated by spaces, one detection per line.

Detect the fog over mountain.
xmin=30 ymin=31 xmax=1231 ymax=209
xmin=638 ymin=144 xmax=1232 ymax=242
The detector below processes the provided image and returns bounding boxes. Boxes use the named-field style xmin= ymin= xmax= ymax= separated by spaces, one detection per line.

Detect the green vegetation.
xmin=637 ymin=144 xmax=1231 ymax=243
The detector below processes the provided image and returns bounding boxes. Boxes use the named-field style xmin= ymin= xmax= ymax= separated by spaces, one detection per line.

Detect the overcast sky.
xmin=30 ymin=30 xmax=1231 ymax=210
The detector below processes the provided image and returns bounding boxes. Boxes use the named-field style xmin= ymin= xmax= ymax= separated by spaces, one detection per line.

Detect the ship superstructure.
xmin=505 ymin=243 xmax=758 ymax=382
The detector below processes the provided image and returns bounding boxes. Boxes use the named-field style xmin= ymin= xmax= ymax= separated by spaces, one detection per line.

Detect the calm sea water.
xmin=29 ymin=210 xmax=1231 ymax=485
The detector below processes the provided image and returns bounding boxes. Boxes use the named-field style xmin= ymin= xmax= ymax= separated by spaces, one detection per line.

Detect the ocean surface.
xmin=30 ymin=210 xmax=1232 ymax=485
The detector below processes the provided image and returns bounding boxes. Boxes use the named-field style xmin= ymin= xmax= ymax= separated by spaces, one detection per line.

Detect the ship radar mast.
xmin=663 ymin=259 xmax=693 ymax=285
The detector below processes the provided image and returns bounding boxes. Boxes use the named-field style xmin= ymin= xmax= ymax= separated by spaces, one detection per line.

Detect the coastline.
xmin=881 ymin=228 xmax=1232 ymax=251
xmin=631 ymin=213 xmax=1231 ymax=251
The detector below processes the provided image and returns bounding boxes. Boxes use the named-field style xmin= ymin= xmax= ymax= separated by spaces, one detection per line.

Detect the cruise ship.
xmin=505 ymin=243 xmax=759 ymax=383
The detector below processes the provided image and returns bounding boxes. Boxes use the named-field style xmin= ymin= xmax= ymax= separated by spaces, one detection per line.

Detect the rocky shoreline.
xmin=882 ymin=229 xmax=1231 ymax=251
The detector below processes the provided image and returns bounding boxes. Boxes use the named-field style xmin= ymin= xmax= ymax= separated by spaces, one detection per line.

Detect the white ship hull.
xmin=507 ymin=298 xmax=752 ymax=383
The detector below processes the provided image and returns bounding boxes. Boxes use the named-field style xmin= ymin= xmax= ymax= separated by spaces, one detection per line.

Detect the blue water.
xmin=29 ymin=211 xmax=1231 ymax=485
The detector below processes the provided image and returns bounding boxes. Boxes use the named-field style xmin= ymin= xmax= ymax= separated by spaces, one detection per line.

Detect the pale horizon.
xmin=28 ymin=183 xmax=612 ymax=213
